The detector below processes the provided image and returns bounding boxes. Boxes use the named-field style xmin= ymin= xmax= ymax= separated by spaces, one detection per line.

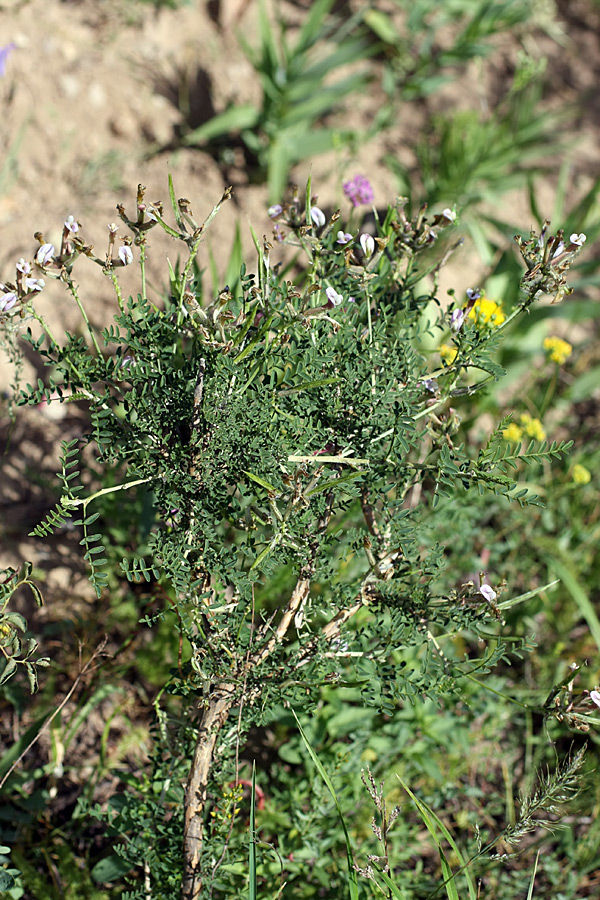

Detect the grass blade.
xmin=249 ymin=761 xmax=257 ymax=900
xmin=292 ymin=710 xmax=359 ymax=900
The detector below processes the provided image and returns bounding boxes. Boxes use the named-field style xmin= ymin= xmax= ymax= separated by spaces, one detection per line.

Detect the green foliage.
xmin=366 ymin=0 xmax=538 ymax=101
xmin=183 ymin=0 xmax=373 ymax=199
xmin=0 ymin=169 xmax=593 ymax=899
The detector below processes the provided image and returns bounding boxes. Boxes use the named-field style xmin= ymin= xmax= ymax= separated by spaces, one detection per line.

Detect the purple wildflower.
xmin=0 ymin=43 xmax=16 ymax=78
xmin=466 ymin=288 xmax=481 ymax=302
xmin=479 ymin=584 xmax=497 ymax=603
xmin=343 ymin=174 xmax=374 ymax=208
xmin=336 ymin=231 xmax=353 ymax=244
xmin=450 ymin=308 xmax=464 ymax=332
xmin=36 ymin=243 xmax=55 ymax=266
xmin=64 ymin=215 xmax=79 ymax=234
xmin=0 ymin=291 xmax=18 ymax=312
xmin=25 ymin=277 xmax=45 ymax=292
xmin=325 ymin=286 xmax=343 ymax=307
xmin=268 ymin=204 xmax=283 ymax=218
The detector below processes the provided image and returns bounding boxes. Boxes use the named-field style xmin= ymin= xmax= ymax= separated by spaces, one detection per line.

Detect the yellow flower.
xmin=543 ymin=336 xmax=572 ymax=365
xmin=519 ymin=412 xmax=546 ymax=441
xmin=572 ymin=464 xmax=591 ymax=485
xmin=439 ymin=343 xmax=458 ymax=364
xmin=467 ymin=296 xmax=505 ymax=327
xmin=502 ymin=423 xmax=523 ymax=442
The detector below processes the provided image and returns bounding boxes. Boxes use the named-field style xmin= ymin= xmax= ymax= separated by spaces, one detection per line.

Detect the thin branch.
xmin=0 ymin=637 xmax=108 ymax=791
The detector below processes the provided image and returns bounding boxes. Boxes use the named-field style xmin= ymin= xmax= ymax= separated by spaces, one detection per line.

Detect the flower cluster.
xmin=342 ymin=174 xmax=374 ymax=207
xmin=515 ymin=224 xmax=587 ymax=304
xmin=503 ymin=412 xmax=546 ymax=443
xmin=572 ymin=464 xmax=591 ymax=486
xmin=544 ymin=335 xmax=572 ymax=365
xmin=467 ymin=295 xmax=505 ymax=327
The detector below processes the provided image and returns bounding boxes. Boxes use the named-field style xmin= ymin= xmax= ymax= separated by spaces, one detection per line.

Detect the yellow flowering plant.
xmin=544 ymin=335 xmax=572 ymax=365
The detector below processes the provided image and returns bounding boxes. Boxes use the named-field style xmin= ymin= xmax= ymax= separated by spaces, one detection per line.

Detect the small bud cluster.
xmin=515 ymin=222 xmax=587 ymax=304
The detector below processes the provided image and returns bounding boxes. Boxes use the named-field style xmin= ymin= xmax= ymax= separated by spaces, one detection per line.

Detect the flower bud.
xmin=359 ymin=233 xmax=375 ymax=258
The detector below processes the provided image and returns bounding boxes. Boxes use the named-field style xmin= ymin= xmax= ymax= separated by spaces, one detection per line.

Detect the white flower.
xmin=569 ymin=232 xmax=586 ymax=246
xmin=108 ymin=222 xmax=119 ymax=234
xmin=450 ymin=308 xmax=464 ymax=332
xmin=118 ymin=245 xmax=133 ymax=266
xmin=590 ymin=690 xmax=600 ymax=708
xmin=310 ymin=206 xmax=326 ymax=228
xmin=0 ymin=291 xmax=17 ymax=312
xmin=64 ymin=215 xmax=79 ymax=233
xmin=552 ymin=240 xmax=565 ymax=259
xmin=325 ymin=286 xmax=343 ymax=306
xmin=336 ymin=231 xmax=352 ymax=244
xmin=441 ymin=208 xmax=456 ymax=223
xmin=479 ymin=584 xmax=497 ymax=603
xmin=16 ymin=258 xmax=31 ymax=274
xmin=359 ymin=233 xmax=375 ymax=258
xmin=25 ymin=277 xmax=45 ymax=292
xmin=36 ymin=243 xmax=55 ymax=266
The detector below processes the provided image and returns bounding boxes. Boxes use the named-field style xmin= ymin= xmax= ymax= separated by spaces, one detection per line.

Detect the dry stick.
xmin=182 ymin=572 xmax=313 ymax=900
xmin=183 ymin=683 xmax=237 ymax=900
xmin=0 ymin=637 xmax=108 ymax=791
xmin=182 ymin=499 xmax=334 ymax=900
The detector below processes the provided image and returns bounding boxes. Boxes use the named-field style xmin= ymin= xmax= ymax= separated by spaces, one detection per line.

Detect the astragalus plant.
xmin=0 ymin=178 xmax=585 ymax=899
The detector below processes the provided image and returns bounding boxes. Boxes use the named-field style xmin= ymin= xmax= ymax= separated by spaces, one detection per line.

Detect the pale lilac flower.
xmin=421 ymin=378 xmax=438 ymax=393
xmin=359 ymin=233 xmax=375 ymax=258
xmin=311 ymin=206 xmax=326 ymax=228
xmin=466 ymin=288 xmax=481 ymax=301
xmin=336 ymin=231 xmax=353 ymax=244
xmin=569 ymin=233 xmax=586 ymax=247
xmin=479 ymin=584 xmax=497 ymax=603
xmin=590 ymin=690 xmax=600 ymax=708
xmin=16 ymin=258 xmax=31 ymax=275
xmin=347 ymin=296 xmax=356 ymax=303
xmin=0 ymin=43 xmax=16 ymax=78
xmin=0 ymin=291 xmax=18 ymax=312
xmin=25 ymin=277 xmax=45 ymax=292
xmin=64 ymin=215 xmax=79 ymax=234
xmin=552 ymin=240 xmax=565 ymax=259
xmin=268 ymin=204 xmax=283 ymax=218
xmin=450 ymin=308 xmax=464 ymax=332
xmin=343 ymin=174 xmax=374 ymax=208
xmin=118 ymin=245 xmax=133 ymax=266
xmin=36 ymin=243 xmax=55 ymax=266
xmin=441 ymin=208 xmax=456 ymax=223
xmin=146 ymin=207 xmax=158 ymax=222
xmin=325 ymin=286 xmax=343 ymax=307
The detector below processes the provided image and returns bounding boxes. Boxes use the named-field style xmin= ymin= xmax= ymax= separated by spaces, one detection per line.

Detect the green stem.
xmin=61 ymin=477 xmax=152 ymax=513
xmin=108 ymin=269 xmax=126 ymax=315
xmin=66 ymin=277 xmax=102 ymax=356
